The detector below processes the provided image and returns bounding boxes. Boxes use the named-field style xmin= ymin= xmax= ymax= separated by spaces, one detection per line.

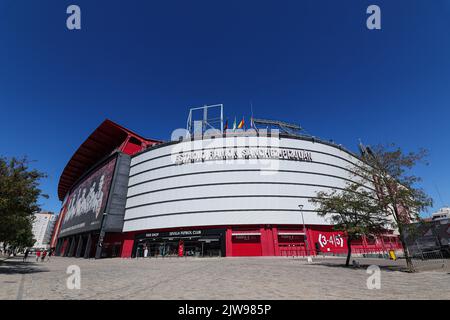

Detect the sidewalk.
xmin=2 ymin=255 xmax=449 ymax=300
xmin=0 ymin=254 xmax=12 ymax=262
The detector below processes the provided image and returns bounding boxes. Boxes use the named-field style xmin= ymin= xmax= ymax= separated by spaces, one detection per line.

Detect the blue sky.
xmin=0 ymin=1 xmax=449 ymax=216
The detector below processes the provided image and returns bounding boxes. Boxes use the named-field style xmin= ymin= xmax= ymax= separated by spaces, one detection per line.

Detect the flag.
xmin=237 ymin=116 xmax=245 ymax=129
xmin=232 ymin=117 xmax=237 ymax=131
xmin=223 ymin=119 xmax=228 ymax=132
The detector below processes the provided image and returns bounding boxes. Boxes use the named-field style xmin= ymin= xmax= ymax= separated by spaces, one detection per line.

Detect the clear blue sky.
xmin=0 ymin=1 xmax=449 ymax=217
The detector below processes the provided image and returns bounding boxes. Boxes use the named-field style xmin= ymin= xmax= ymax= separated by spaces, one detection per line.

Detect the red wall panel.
xmin=122 ymin=140 xmax=143 ymax=155
xmin=231 ymin=236 xmax=262 ymax=256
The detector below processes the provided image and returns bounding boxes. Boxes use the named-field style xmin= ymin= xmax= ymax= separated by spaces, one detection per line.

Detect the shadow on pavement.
xmin=306 ymin=258 xmax=410 ymax=272
xmin=0 ymin=258 xmax=50 ymax=275
xmin=311 ymin=261 xmax=408 ymax=272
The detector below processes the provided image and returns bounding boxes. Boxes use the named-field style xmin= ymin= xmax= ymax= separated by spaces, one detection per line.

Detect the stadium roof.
xmin=57 ymin=119 xmax=160 ymax=201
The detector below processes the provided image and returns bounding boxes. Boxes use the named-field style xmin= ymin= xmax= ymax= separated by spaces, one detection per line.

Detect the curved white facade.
xmin=123 ymin=135 xmax=366 ymax=232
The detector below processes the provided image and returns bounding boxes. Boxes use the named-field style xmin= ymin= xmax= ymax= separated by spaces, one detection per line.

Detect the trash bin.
xmin=389 ymin=250 xmax=397 ymax=261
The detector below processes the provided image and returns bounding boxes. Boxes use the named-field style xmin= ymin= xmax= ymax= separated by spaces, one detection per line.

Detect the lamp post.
xmin=298 ymin=205 xmax=309 ymax=256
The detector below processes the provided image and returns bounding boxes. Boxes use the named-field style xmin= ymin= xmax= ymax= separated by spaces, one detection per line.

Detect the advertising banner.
xmin=58 ymin=157 xmax=117 ymax=237
xmin=309 ymin=230 xmax=346 ymax=253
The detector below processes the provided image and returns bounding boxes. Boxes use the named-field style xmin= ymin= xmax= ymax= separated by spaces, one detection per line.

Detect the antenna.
xmin=434 ymin=183 xmax=446 ymax=207
xmin=358 ymin=139 xmax=367 ymax=156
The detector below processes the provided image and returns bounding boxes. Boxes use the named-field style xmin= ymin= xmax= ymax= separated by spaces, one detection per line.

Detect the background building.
xmin=432 ymin=207 xmax=450 ymax=221
xmin=32 ymin=212 xmax=56 ymax=249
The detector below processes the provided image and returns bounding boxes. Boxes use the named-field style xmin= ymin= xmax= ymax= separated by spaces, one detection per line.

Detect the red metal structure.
xmin=50 ymin=120 xmax=161 ymax=250
xmin=57 ymin=119 xmax=160 ymax=201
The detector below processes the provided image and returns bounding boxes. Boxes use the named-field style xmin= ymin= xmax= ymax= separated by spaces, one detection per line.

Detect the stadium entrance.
xmin=133 ymin=228 xmax=226 ymax=258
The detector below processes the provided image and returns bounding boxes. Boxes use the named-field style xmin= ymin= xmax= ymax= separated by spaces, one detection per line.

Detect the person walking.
xmin=46 ymin=249 xmax=53 ymax=262
xmin=23 ymin=249 xmax=30 ymax=262
xmin=36 ymin=249 xmax=41 ymax=262
xmin=41 ymin=250 xmax=47 ymax=262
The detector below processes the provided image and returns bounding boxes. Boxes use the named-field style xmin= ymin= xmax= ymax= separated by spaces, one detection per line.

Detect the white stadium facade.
xmin=51 ymin=106 xmax=401 ymax=258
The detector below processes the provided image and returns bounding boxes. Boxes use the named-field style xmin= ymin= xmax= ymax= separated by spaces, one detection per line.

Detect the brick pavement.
xmin=0 ymin=256 xmax=449 ymax=300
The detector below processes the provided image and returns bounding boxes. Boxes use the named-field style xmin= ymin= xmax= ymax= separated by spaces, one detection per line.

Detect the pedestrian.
xmin=23 ymin=248 xmax=30 ymax=262
xmin=41 ymin=250 xmax=47 ymax=262
xmin=144 ymin=246 xmax=149 ymax=258
xmin=36 ymin=249 xmax=41 ymax=262
xmin=136 ymin=246 xmax=142 ymax=259
xmin=46 ymin=249 xmax=53 ymax=262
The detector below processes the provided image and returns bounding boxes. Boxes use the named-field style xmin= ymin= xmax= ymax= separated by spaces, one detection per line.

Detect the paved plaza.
xmin=0 ymin=255 xmax=449 ymax=300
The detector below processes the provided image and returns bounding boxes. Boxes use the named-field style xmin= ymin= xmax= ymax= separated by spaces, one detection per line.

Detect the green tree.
xmin=0 ymin=156 xmax=47 ymax=248
xmin=310 ymin=183 xmax=390 ymax=267
xmin=358 ymin=144 xmax=432 ymax=272
xmin=7 ymin=215 xmax=36 ymax=249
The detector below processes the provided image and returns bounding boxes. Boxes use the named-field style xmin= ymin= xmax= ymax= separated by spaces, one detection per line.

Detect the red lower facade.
xmin=101 ymin=225 xmax=402 ymax=259
xmin=56 ymin=224 xmax=402 ymax=259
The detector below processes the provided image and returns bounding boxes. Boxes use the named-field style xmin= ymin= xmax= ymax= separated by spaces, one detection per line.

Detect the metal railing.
xmin=279 ymin=248 xmax=308 ymax=257
xmin=410 ymin=249 xmax=447 ymax=270
xmin=279 ymin=246 xmax=404 ymax=259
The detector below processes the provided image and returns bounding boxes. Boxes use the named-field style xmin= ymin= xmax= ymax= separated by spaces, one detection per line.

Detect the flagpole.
xmin=250 ymin=101 xmax=253 ymax=130
xmin=250 ymin=101 xmax=258 ymax=133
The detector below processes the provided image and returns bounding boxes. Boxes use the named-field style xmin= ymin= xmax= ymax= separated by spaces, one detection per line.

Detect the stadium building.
xmin=52 ymin=105 xmax=402 ymax=258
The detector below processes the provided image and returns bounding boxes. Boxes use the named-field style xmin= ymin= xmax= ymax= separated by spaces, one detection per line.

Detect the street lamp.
xmin=298 ymin=205 xmax=309 ymax=256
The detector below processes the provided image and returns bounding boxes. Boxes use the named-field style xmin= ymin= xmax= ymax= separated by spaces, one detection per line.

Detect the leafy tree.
xmin=358 ymin=144 xmax=433 ymax=272
xmin=310 ymin=183 xmax=390 ymax=267
xmin=0 ymin=156 xmax=47 ymax=248
xmin=7 ymin=215 xmax=36 ymax=249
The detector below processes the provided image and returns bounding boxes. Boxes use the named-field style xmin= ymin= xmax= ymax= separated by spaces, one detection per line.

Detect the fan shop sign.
xmin=174 ymin=147 xmax=313 ymax=165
